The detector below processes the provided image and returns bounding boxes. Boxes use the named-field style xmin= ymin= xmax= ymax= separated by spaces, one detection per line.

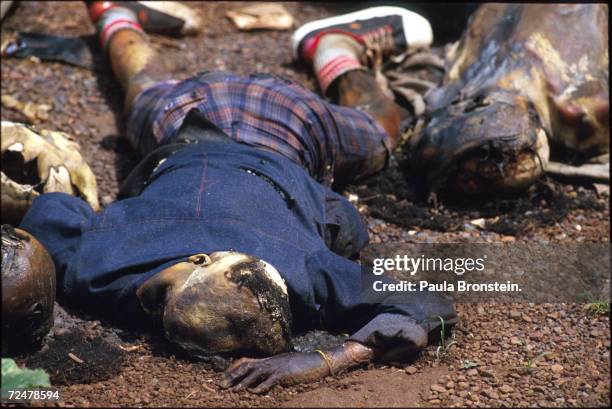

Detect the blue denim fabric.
xmin=20 ymin=139 xmax=360 ymax=326
xmin=20 ymin=137 xmax=455 ymax=347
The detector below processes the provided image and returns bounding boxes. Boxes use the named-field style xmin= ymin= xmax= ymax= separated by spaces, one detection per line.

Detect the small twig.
xmin=359 ymin=194 xmax=382 ymax=202
xmin=118 ymin=344 xmax=143 ymax=352
xmin=546 ymin=161 xmax=609 ymax=183
xmin=201 ymin=383 xmax=215 ymax=393
xmin=68 ymin=352 xmax=85 ymax=364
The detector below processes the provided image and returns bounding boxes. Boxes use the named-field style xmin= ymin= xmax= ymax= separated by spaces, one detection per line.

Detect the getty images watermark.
xmin=360 ymin=243 xmax=610 ymax=303
xmin=371 ymin=254 xmax=521 ymax=293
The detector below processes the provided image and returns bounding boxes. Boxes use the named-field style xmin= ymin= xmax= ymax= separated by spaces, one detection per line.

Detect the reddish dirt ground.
xmin=1 ymin=2 xmax=610 ymax=408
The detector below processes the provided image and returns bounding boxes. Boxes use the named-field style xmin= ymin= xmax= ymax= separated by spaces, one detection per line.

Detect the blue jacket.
xmin=21 ymin=138 xmax=456 ymax=350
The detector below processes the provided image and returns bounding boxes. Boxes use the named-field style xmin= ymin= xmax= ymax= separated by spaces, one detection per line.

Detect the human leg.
xmin=293 ymin=7 xmax=433 ymax=180
xmin=87 ymin=2 xmax=183 ymax=155
xmin=87 ymin=2 xmax=168 ymax=109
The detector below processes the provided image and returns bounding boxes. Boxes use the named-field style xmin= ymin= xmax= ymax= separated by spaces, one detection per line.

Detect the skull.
xmin=1 ymin=225 xmax=55 ymax=355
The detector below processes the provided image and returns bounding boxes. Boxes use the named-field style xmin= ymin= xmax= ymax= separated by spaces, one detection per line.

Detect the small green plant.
xmin=584 ymin=302 xmax=610 ymax=316
xmin=515 ymin=350 xmax=551 ymax=372
xmin=1 ymin=358 xmax=50 ymax=398
xmin=460 ymin=359 xmax=478 ymax=369
xmin=434 ymin=316 xmax=456 ymax=361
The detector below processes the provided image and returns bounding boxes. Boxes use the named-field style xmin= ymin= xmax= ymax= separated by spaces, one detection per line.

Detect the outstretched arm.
xmin=221 ymin=341 xmax=374 ymax=394
xmin=220 ymin=247 xmax=456 ymax=394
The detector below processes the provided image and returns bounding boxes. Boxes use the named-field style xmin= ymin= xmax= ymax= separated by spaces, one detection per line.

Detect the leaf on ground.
xmin=1 ymin=358 xmax=51 ymax=395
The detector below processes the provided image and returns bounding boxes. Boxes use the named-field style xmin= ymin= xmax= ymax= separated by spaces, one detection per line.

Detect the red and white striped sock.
xmin=88 ymin=2 xmax=146 ymax=51
xmin=313 ymin=34 xmax=365 ymax=94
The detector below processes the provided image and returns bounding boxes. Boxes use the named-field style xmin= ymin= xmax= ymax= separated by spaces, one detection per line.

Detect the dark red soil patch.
xmin=24 ymin=328 xmax=125 ymax=385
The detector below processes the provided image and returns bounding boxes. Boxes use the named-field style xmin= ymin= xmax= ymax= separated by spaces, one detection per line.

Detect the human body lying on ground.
xmin=6 ymin=3 xmax=456 ymax=393
xmin=406 ymin=3 xmax=609 ymax=196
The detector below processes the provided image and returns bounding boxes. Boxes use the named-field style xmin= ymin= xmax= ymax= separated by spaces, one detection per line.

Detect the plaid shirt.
xmin=128 ymin=71 xmax=391 ymax=185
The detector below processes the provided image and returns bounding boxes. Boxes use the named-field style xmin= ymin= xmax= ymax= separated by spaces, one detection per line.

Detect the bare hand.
xmin=220 ymin=341 xmax=375 ymax=394
xmin=220 ymin=352 xmax=328 ymax=394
